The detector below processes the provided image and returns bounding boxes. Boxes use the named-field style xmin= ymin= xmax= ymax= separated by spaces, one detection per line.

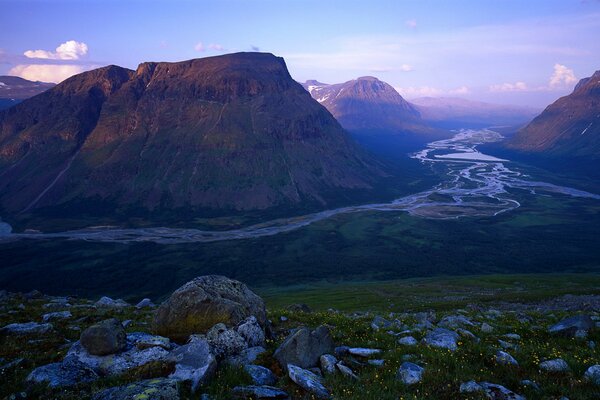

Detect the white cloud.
xmin=400 ymin=64 xmax=413 ymax=72
xmin=8 ymin=64 xmax=87 ymax=83
xmin=489 ymin=81 xmax=529 ymax=92
xmin=194 ymin=42 xmax=205 ymax=52
xmin=406 ymin=20 xmax=417 ymax=28
xmin=549 ymin=63 xmax=577 ymax=87
xmin=395 ymin=86 xmax=444 ymax=97
xmin=24 ymin=40 xmax=88 ymax=60
xmin=451 ymin=86 xmax=470 ymax=94
xmin=208 ymin=43 xmax=224 ymax=51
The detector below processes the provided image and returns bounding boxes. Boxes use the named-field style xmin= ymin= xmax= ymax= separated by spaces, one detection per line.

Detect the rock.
xmin=479 ymin=382 xmax=525 ymax=400
xmin=232 ymin=385 xmax=289 ymax=399
xmin=503 ymin=333 xmax=521 ymax=340
xmin=154 ymin=275 xmax=266 ymax=342
xmin=244 ymin=365 xmax=277 ymax=386
xmin=539 ymin=358 xmax=570 ymax=372
xmin=237 ymin=316 xmax=265 ymax=347
xmin=287 ymin=364 xmax=330 ymax=399
xmin=319 ymin=354 xmax=337 ymax=375
xmin=135 ymin=298 xmax=155 ymax=308
xmin=334 ymin=346 xmax=349 ymax=357
xmin=498 ymin=339 xmax=518 ymax=351
xmin=422 ymin=328 xmax=459 ymax=351
xmin=168 ymin=338 xmax=217 ymax=393
xmin=520 ymin=380 xmax=541 ymax=391
xmin=26 ymin=356 xmax=98 ymax=388
xmin=92 ymin=378 xmax=180 ymax=400
xmin=495 ymin=350 xmax=518 ymax=366
xmin=459 ymin=380 xmax=485 ymax=393
xmin=0 ymin=358 xmax=24 ymax=374
xmin=274 ymin=325 xmax=334 ymax=370
xmin=287 ymin=303 xmax=312 ymax=313
xmin=347 ymin=347 xmax=381 ymax=357
xmin=279 ymin=316 xmax=288 ymax=322
xmin=574 ymin=329 xmax=588 ymax=339
xmin=225 ymin=346 xmax=266 ymax=366
xmin=438 ymin=315 xmax=474 ymax=329
xmin=371 ymin=316 xmax=392 ymax=331
xmin=456 ymin=328 xmax=479 ymax=342
xmin=481 ymin=323 xmax=494 ymax=333
xmin=95 ymin=296 xmax=129 ymax=308
xmin=128 ymin=332 xmax=171 ymax=350
xmin=336 ymin=362 xmax=358 ymax=380
xmin=24 ymin=290 xmax=43 ymax=299
xmin=368 ymin=359 xmax=385 ymax=367
xmin=42 ymin=311 xmax=72 ymax=322
xmin=80 ymin=318 xmax=127 ymax=356
xmin=584 ymin=364 xmax=600 ymax=385
xmin=398 ymin=336 xmax=418 ymax=346
xmin=122 ymin=320 xmax=132 ymax=329
xmin=206 ymin=323 xmax=248 ymax=358
xmin=549 ymin=315 xmax=594 ymax=336
xmin=1 ymin=322 xmax=53 ymax=335
xmin=396 ymin=362 xmax=424 ymax=385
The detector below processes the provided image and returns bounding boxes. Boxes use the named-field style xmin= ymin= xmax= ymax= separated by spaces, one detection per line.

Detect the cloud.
xmin=400 ymin=64 xmax=413 ymax=72
xmin=489 ymin=81 xmax=529 ymax=92
xmin=395 ymin=85 xmax=471 ymax=98
xmin=549 ymin=63 xmax=577 ymax=87
xmin=208 ymin=43 xmax=224 ymax=51
xmin=251 ymin=45 xmax=260 ymax=51
xmin=406 ymin=20 xmax=417 ymax=28
xmin=24 ymin=40 xmax=88 ymax=60
xmin=451 ymin=86 xmax=470 ymax=94
xmin=194 ymin=42 xmax=205 ymax=52
xmin=8 ymin=64 xmax=88 ymax=83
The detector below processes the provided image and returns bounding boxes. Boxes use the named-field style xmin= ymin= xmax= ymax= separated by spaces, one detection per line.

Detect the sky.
xmin=1 ymin=0 xmax=599 ymax=107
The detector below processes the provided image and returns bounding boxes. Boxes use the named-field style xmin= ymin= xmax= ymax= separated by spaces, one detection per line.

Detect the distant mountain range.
xmin=0 ymin=53 xmax=385 ymax=220
xmin=0 ymin=76 xmax=55 ymax=110
xmin=410 ymin=97 xmax=540 ymax=129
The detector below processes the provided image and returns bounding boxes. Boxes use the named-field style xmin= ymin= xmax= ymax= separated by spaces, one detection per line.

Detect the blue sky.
xmin=1 ymin=0 xmax=599 ymax=107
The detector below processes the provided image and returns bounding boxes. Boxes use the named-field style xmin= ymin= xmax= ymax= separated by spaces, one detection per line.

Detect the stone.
xmin=422 ymin=328 xmax=459 ymax=351
xmin=244 ymin=365 xmax=277 ymax=386
xmin=168 ymin=338 xmax=217 ymax=393
xmin=26 ymin=356 xmax=98 ymax=388
xmin=279 ymin=316 xmax=288 ymax=322
xmin=495 ymin=350 xmax=518 ymax=366
xmin=498 ymin=339 xmax=518 ymax=351
xmin=396 ymin=362 xmax=424 ymax=385
xmin=231 ymin=385 xmax=288 ymax=399
xmin=334 ymin=346 xmax=349 ymax=357
xmin=539 ymin=358 xmax=570 ymax=372
xmin=398 ymin=336 xmax=418 ymax=346
xmin=0 ymin=358 xmax=24 ymax=374
xmin=95 ymin=296 xmax=129 ymax=308
xmin=549 ymin=315 xmax=594 ymax=336
xmin=438 ymin=315 xmax=474 ymax=329
xmin=584 ymin=364 xmax=600 ymax=385
xmin=503 ymin=333 xmax=521 ymax=340
xmin=347 ymin=347 xmax=381 ymax=357
xmin=459 ymin=380 xmax=485 ymax=393
xmin=336 ymin=362 xmax=358 ymax=380
xmin=520 ymin=380 xmax=541 ymax=391
xmin=128 ymin=332 xmax=171 ymax=350
xmin=456 ymin=328 xmax=479 ymax=342
xmin=287 ymin=364 xmax=330 ymax=399
xmin=206 ymin=323 xmax=248 ymax=358
xmin=479 ymin=382 xmax=525 ymax=400
xmin=80 ymin=319 xmax=127 ymax=356
xmin=274 ymin=325 xmax=334 ymax=370
xmin=136 ymin=298 xmax=155 ymax=308
xmin=287 ymin=303 xmax=312 ymax=313
xmin=42 ymin=311 xmax=72 ymax=322
xmin=225 ymin=346 xmax=266 ymax=366
xmin=481 ymin=323 xmax=494 ymax=333
xmin=574 ymin=329 xmax=588 ymax=339
xmin=92 ymin=378 xmax=180 ymax=400
xmin=371 ymin=316 xmax=392 ymax=331
xmin=1 ymin=322 xmax=53 ymax=335
xmin=154 ymin=275 xmax=266 ymax=342
xmin=320 ymin=354 xmax=337 ymax=375
xmin=368 ymin=359 xmax=385 ymax=367
xmin=237 ymin=316 xmax=265 ymax=347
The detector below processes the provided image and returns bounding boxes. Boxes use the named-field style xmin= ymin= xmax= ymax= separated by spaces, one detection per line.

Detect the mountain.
xmin=410 ymin=97 xmax=540 ymax=129
xmin=505 ymin=70 xmax=600 ymax=158
xmin=0 ymin=76 xmax=55 ymax=110
xmin=0 ymin=53 xmax=384 ymax=220
xmin=302 ymin=77 xmax=441 ymax=139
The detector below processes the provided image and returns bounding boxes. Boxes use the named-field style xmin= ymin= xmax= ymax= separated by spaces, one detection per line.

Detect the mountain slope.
xmin=0 ymin=76 xmax=55 ymax=110
xmin=505 ymin=70 xmax=600 ymax=158
xmin=0 ymin=53 xmax=383 ymax=220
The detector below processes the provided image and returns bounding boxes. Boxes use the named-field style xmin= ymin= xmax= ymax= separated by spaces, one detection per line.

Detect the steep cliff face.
xmin=0 ymin=53 xmax=383 ymax=217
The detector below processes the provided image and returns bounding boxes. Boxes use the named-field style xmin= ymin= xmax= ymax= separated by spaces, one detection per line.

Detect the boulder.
xmin=549 ymin=315 xmax=594 ymax=336
xmin=438 ymin=315 xmax=474 ymax=329
xmin=26 ymin=355 xmax=98 ymax=388
xmin=136 ymin=298 xmax=155 ymax=308
xmin=371 ymin=316 xmax=392 ymax=331
xmin=398 ymin=336 xmax=418 ymax=346
xmin=244 ymin=365 xmax=277 ymax=386
xmin=347 ymin=347 xmax=382 ymax=357
xmin=584 ymin=364 xmax=600 ymax=385
xmin=319 ymin=354 xmax=337 ymax=375
xmin=128 ymin=332 xmax=171 ymax=351
xmin=225 ymin=346 xmax=266 ymax=366
xmin=336 ymin=362 xmax=358 ymax=380
xmin=459 ymin=380 xmax=484 ymax=393
xmin=287 ymin=364 xmax=330 ymax=399
xmin=495 ymin=350 xmax=518 ymax=366
xmin=206 ymin=323 xmax=248 ymax=358
xmin=42 ymin=311 xmax=72 ymax=322
xmin=95 ymin=296 xmax=129 ymax=308
xmin=479 ymin=382 xmax=525 ymax=400
xmin=92 ymin=378 xmax=180 ymax=400
xmin=481 ymin=323 xmax=494 ymax=333
xmin=396 ymin=362 xmax=424 ymax=385
xmin=368 ymin=359 xmax=384 ymax=367
xmin=539 ymin=358 xmax=570 ymax=372
xmin=168 ymin=337 xmax=217 ymax=392
xmin=1 ymin=322 xmax=53 ymax=335
xmin=232 ymin=385 xmax=289 ymax=399
xmin=154 ymin=275 xmax=266 ymax=342
xmin=273 ymin=325 xmax=334 ymax=370
xmin=80 ymin=318 xmax=127 ymax=356
xmin=237 ymin=316 xmax=265 ymax=347
xmin=422 ymin=328 xmax=459 ymax=351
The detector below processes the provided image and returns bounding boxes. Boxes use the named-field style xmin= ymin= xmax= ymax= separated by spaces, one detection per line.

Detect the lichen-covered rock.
xmin=244 ymin=365 xmax=277 ymax=386
xmin=80 ymin=318 xmax=127 ymax=356
xmin=128 ymin=332 xmax=171 ymax=351
xmin=495 ymin=350 xmax=518 ymax=366
xmin=231 ymin=385 xmax=288 ymax=399
xmin=168 ymin=338 xmax=217 ymax=393
xmin=206 ymin=323 xmax=248 ymax=358
xmin=287 ymin=364 xmax=330 ymax=399
xmin=438 ymin=315 xmax=474 ymax=329
xmin=319 ymin=354 xmax=337 ymax=375
xmin=396 ymin=362 xmax=424 ymax=385
xmin=136 ymin=298 xmax=155 ymax=309
xmin=459 ymin=380 xmax=484 ymax=393
xmin=539 ymin=358 xmax=570 ymax=372
xmin=154 ymin=275 xmax=266 ymax=342
xmin=347 ymin=347 xmax=382 ymax=357
xmin=237 ymin=316 xmax=265 ymax=347
xmin=481 ymin=323 xmax=494 ymax=333
xmin=336 ymin=362 xmax=358 ymax=380
xmin=92 ymin=378 xmax=180 ymax=400
xmin=274 ymin=326 xmax=334 ymax=370
xmin=26 ymin=355 xmax=98 ymax=388
xmin=422 ymin=328 xmax=459 ymax=351
xmin=371 ymin=316 xmax=392 ymax=331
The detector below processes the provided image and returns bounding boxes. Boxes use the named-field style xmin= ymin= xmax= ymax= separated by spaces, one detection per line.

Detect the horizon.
xmin=1 ymin=0 xmax=599 ymax=107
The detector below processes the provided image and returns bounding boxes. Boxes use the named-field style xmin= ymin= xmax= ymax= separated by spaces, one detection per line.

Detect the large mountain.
xmin=411 ymin=97 xmax=539 ymax=129
xmin=505 ymin=70 xmax=600 ymax=158
xmin=0 ymin=53 xmax=384 ymax=220
xmin=302 ymin=77 xmax=441 ymax=139
xmin=0 ymin=76 xmax=55 ymax=110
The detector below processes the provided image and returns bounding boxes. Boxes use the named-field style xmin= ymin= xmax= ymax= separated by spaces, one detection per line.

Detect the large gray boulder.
xmin=168 ymin=337 xmax=217 ymax=393
xmin=26 ymin=356 xmax=98 ymax=388
xmin=92 ymin=378 xmax=180 ymax=400
xmin=274 ymin=326 xmax=334 ymax=370
xmin=80 ymin=318 xmax=127 ymax=356
xmin=154 ymin=275 xmax=266 ymax=342
xmin=549 ymin=315 xmax=594 ymax=337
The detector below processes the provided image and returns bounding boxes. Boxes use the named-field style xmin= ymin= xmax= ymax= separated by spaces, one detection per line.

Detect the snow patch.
xmin=435 ymin=152 xmax=507 ymax=162
xmin=581 ymin=122 xmax=593 ymax=135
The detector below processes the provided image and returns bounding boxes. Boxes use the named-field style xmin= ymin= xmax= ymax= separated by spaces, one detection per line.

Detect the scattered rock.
xmin=1 ymin=322 xmax=53 ymax=335
xmin=237 ymin=316 xmax=265 ymax=347
xmin=232 ymin=385 xmax=288 ymax=399
xmin=371 ymin=316 xmax=392 ymax=331
xmin=42 ymin=311 xmax=72 ymax=322
xmin=225 ymin=346 xmax=266 ymax=366
xmin=498 ymin=339 xmax=518 ymax=351
xmin=129 ymin=332 xmax=171 ymax=350
xmin=481 ymin=323 xmax=494 ymax=333
xmin=319 ymin=354 xmax=337 ymax=375
xmin=95 ymin=296 xmax=129 ymax=308
xmin=368 ymin=359 xmax=385 ymax=367
xmin=274 ymin=325 xmax=334 ymax=370
xmin=80 ymin=318 xmax=127 ymax=356
xmin=334 ymin=346 xmax=349 ymax=357
xmin=520 ymin=379 xmax=541 ymax=391
xmin=26 ymin=356 xmax=98 ymax=388
xmin=422 ymin=328 xmax=459 ymax=351
xmin=584 ymin=364 xmax=600 ymax=385
xmin=539 ymin=358 xmax=570 ymax=372
xmin=503 ymin=333 xmax=521 ymax=340
xmin=456 ymin=328 xmax=479 ymax=342
xmin=459 ymin=380 xmax=484 ymax=393
xmin=92 ymin=378 xmax=180 ymax=400
xmin=135 ymin=298 xmax=155 ymax=309
xmin=549 ymin=315 xmax=594 ymax=337
xmin=154 ymin=275 xmax=266 ymax=343
xmin=396 ymin=362 xmax=424 ymax=385
xmin=347 ymin=347 xmax=381 ymax=357
xmin=336 ymin=362 xmax=358 ymax=380
xmin=479 ymin=382 xmax=525 ymax=400
xmin=495 ymin=350 xmax=518 ymax=366
xmin=438 ymin=315 xmax=474 ymax=329
xmin=398 ymin=336 xmax=417 ymax=346
xmin=244 ymin=365 xmax=277 ymax=386
xmin=574 ymin=329 xmax=588 ymax=340
xmin=168 ymin=338 xmax=217 ymax=393
xmin=287 ymin=364 xmax=330 ymax=399
xmin=206 ymin=323 xmax=248 ymax=358
xmin=287 ymin=303 xmax=312 ymax=313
